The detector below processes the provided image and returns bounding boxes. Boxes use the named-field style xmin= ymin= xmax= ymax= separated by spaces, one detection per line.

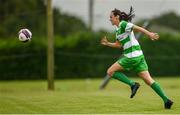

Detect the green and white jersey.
xmin=116 ymin=20 xmax=143 ymax=58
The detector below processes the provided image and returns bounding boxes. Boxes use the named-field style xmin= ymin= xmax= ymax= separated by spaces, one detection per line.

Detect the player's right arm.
xmin=100 ymin=36 xmax=122 ymax=48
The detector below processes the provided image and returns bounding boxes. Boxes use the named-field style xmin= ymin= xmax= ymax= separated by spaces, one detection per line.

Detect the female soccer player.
xmin=100 ymin=7 xmax=173 ymax=109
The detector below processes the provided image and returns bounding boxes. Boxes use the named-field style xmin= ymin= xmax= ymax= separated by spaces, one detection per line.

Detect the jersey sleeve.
xmin=121 ymin=21 xmax=134 ymax=32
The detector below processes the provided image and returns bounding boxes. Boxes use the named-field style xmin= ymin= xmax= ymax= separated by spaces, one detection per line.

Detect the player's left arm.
xmin=133 ymin=25 xmax=159 ymax=40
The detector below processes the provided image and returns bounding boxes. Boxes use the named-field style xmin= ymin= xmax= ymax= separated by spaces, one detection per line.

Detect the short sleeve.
xmin=120 ymin=21 xmax=133 ymax=32
xmin=125 ymin=22 xmax=133 ymax=32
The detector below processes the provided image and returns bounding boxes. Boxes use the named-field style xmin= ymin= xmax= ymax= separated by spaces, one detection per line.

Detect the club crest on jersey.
xmin=116 ymin=32 xmax=129 ymax=41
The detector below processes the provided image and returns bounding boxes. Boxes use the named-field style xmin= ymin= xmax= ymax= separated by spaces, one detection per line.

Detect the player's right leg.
xmin=138 ymin=71 xmax=173 ymax=109
xmin=107 ymin=61 xmax=140 ymax=98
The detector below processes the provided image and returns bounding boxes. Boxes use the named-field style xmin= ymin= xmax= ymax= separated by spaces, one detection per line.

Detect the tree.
xmin=151 ymin=12 xmax=180 ymax=31
xmin=0 ymin=0 xmax=88 ymax=38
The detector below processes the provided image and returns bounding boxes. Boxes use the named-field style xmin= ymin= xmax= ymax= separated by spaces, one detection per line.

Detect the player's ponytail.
xmin=112 ymin=6 xmax=135 ymax=22
xmin=127 ymin=6 xmax=135 ymax=22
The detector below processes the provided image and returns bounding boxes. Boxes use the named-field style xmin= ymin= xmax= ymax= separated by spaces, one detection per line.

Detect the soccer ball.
xmin=18 ymin=28 xmax=32 ymax=43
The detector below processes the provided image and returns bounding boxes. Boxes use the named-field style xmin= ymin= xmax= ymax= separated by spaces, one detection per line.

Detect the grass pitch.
xmin=0 ymin=77 xmax=180 ymax=114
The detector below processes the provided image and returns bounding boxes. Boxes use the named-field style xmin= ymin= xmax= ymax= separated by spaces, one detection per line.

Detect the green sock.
xmin=151 ymin=82 xmax=168 ymax=103
xmin=112 ymin=72 xmax=135 ymax=87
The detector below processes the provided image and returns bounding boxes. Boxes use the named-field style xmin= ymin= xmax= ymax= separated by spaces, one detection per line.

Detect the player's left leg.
xmin=107 ymin=61 xmax=135 ymax=87
xmin=138 ymin=71 xmax=173 ymax=109
xmin=112 ymin=72 xmax=140 ymax=98
xmin=107 ymin=61 xmax=140 ymax=98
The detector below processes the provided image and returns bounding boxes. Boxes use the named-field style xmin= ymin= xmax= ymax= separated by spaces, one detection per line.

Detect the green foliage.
xmin=53 ymin=9 xmax=88 ymax=37
xmin=151 ymin=12 xmax=180 ymax=31
xmin=0 ymin=2 xmax=180 ymax=80
xmin=0 ymin=0 xmax=46 ymax=37
xmin=0 ymin=32 xmax=180 ymax=80
xmin=0 ymin=0 xmax=88 ymax=38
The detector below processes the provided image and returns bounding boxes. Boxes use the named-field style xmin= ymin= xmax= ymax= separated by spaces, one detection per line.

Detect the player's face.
xmin=109 ymin=12 xmax=118 ymax=25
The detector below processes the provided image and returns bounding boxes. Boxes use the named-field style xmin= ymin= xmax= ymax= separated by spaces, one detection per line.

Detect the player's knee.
xmin=107 ymin=69 xmax=114 ymax=77
xmin=143 ymin=79 xmax=154 ymax=86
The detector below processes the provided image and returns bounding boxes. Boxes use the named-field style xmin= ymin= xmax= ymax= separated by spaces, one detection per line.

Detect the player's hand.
xmin=149 ymin=32 xmax=159 ymax=41
xmin=100 ymin=36 xmax=108 ymax=46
